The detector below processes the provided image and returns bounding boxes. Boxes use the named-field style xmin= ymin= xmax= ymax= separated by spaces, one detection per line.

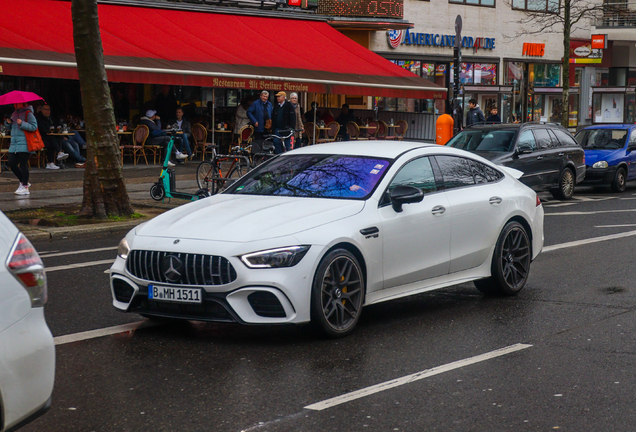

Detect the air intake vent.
xmin=247 ymin=291 xmax=286 ymax=318
xmin=113 ymin=278 xmax=135 ymax=303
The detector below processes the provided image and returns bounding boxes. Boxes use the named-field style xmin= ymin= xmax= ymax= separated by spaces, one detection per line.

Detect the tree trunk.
xmin=561 ymin=0 xmax=571 ymax=129
xmin=72 ymin=0 xmax=133 ymax=218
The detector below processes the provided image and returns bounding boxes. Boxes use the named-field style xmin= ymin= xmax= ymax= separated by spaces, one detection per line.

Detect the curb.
xmin=19 ymin=219 xmax=145 ymax=242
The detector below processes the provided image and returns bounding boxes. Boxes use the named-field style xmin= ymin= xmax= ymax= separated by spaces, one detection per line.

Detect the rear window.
xmin=446 ymin=129 xmax=518 ymax=152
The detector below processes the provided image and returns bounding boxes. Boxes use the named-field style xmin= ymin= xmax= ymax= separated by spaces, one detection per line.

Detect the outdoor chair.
xmin=237 ymin=125 xmax=254 ymax=146
xmin=121 ymin=124 xmax=149 ymax=165
xmin=347 ymin=121 xmax=366 ymax=140
xmin=192 ymin=123 xmax=211 ymax=161
xmin=365 ymin=120 xmax=379 ymax=140
xmin=317 ymin=121 xmax=340 ymax=143
xmin=377 ymin=121 xmax=388 ymax=140
xmin=304 ymin=122 xmax=316 ymax=145
xmin=395 ymin=120 xmax=408 ymax=141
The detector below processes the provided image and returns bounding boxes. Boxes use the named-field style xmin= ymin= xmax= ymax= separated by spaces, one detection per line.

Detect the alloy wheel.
xmin=561 ymin=169 xmax=574 ymax=198
xmin=320 ymin=256 xmax=363 ymax=332
xmin=500 ymin=227 xmax=530 ymax=290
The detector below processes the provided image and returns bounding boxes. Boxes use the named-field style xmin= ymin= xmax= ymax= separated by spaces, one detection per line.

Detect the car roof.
xmin=286 ymin=141 xmax=438 ymax=159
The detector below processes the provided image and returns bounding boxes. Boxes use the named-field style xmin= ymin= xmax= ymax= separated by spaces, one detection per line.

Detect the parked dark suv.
xmin=446 ymin=123 xmax=586 ymax=199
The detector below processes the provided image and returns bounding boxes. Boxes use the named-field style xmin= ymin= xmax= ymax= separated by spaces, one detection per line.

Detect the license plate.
xmin=148 ymin=285 xmax=202 ymax=304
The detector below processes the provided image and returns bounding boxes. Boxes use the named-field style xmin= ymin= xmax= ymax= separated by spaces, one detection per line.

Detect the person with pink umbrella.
xmin=5 ymin=102 xmax=38 ymax=195
xmin=0 ymin=91 xmax=46 ymax=196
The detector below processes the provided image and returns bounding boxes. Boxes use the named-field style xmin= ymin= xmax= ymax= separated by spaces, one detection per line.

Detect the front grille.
xmin=129 ymin=294 xmax=236 ymax=322
xmin=247 ymin=291 xmax=286 ymax=318
xmin=113 ymin=278 xmax=135 ymax=303
xmin=126 ymin=250 xmax=237 ymax=286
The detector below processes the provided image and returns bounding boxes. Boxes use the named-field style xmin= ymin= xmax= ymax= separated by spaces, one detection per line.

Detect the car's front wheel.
xmin=311 ymin=249 xmax=364 ymax=338
xmin=551 ymin=168 xmax=575 ymax=200
xmin=611 ymin=167 xmax=627 ymax=192
xmin=475 ymin=221 xmax=531 ymax=296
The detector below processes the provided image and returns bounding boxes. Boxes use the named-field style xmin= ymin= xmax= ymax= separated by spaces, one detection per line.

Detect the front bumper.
xmin=579 ymin=165 xmax=617 ymax=185
xmin=0 ymin=308 xmax=55 ymax=432
xmin=109 ymin=241 xmax=323 ymax=325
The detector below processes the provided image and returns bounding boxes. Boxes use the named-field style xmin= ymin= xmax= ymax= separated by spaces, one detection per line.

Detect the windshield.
xmin=575 ymin=129 xmax=627 ymax=150
xmin=226 ymin=154 xmax=392 ymax=199
xmin=446 ymin=129 xmax=518 ymax=152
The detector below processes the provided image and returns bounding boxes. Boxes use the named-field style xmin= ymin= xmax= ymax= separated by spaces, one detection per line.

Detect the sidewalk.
xmin=0 ymin=162 xmax=203 ymax=240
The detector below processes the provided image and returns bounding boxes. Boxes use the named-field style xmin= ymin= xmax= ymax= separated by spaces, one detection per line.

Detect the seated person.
xmin=304 ymin=102 xmax=320 ymax=124
xmin=140 ymin=110 xmax=187 ymax=166
xmin=35 ymin=104 xmax=68 ymax=170
xmin=335 ymin=104 xmax=356 ymax=140
xmin=170 ymin=108 xmax=193 ymax=158
xmin=321 ymin=109 xmax=335 ymax=125
xmin=61 ymin=132 xmax=86 ymax=168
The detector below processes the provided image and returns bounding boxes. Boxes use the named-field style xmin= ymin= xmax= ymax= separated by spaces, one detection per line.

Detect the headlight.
xmin=117 ymin=238 xmax=130 ymax=259
xmin=240 ymin=246 xmax=310 ymax=268
xmin=593 ymin=161 xmax=609 ymax=169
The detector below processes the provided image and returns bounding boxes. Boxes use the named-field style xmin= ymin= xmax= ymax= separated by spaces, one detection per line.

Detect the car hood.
xmin=135 ymin=194 xmax=365 ymax=242
xmin=584 ymin=149 xmax=625 ymax=166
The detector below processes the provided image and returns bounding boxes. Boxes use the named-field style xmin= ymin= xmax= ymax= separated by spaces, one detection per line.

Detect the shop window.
xmin=422 ymin=63 xmax=436 ymax=81
xmin=529 ymin=63 xmax=561 ymax=87
xmin=391 ymin=60 xmax=421 ymax=76
xmin=628 ymin=70 xmax=636 ymax=86
xmin=460 ymin=63 xmax=474 ymax=84
xmin=475 ymin=64 xmax=498 ymax=85
xmin=450 ymin=0 xmax=495 ymax=6
xmin=568 ymin=94 xmax=579 ymax=127
xmin=574 ymin=69 xmax=582 ymax=87
xmin=512 ymin=0 xmax=559 ymax=12
xmin=592 ymin=93 xmax=624 ymax=123
xmin=627 ymin=94 xmax=636 ymax=123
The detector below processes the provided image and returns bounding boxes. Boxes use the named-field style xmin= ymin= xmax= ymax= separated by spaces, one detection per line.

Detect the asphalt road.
xmin=20 ymin=185 xmax=636 ymax=432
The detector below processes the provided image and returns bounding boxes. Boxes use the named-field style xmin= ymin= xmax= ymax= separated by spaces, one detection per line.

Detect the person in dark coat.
xmin=335 ymin=104 xmax=356 ymax=140
xmin=304 ymin=101 xmax=320 ymax=124
xmin=246 ymin=91 xmax=274 ymax=153
xmin=271 ymin=91 xmax=296 ymax=154
xmin=170 ymin=108 xmax=193 ymax=158
xmin=36 ymin=105 xmax=68 ymax=169
xmin=465 ymin=98 xmax=486 ymax=127
xmin=486 ymin=106 xmax=501 ymax=123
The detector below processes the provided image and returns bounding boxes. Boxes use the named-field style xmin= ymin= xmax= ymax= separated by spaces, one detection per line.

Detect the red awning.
xmin=0 ymin=0 xmax=445 ymax=99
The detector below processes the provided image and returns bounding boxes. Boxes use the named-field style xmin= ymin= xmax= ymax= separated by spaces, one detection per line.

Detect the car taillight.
xmin=536 ymin=194 xmax=542 ymax=207
xmin=7 ymin=233 xmax=47 ymax=307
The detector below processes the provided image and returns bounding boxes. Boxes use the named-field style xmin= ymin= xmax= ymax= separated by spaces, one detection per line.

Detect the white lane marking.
xmin=543 ymin=229 xmax=636 ymax=252
xmin=40 ymin=246 xmax=117 ymax=258
xmin=304 ymin=343 xmax=532 ymax=411
xmin=594 ymin=224 xmax=636 ymax=228
xmin=46 ymin=259 xmax=115 ymax=272
xmin=546 ymin=209 xmax=636 ymax=216
xmin=54 ymin=321 xmax=158 ymax=346
xmin=543 ymin=203 xmax=577 ymax=208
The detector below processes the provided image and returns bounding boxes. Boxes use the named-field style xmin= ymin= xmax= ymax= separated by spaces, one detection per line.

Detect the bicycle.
xmin=196 ymin=144 xmax=251 ymax=194
xmin=252 ymin=128 xmax=300 ymax=167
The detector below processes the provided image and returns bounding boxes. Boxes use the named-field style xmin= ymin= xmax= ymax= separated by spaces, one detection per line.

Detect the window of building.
xmin=512 ymin=0 xmax=559 ymax=12
xmin=529 ymin=63 xmax=561 ymax=87
xmin=450 ymin=0 xmax=495 ymax=7
xmin=453 ymin=63 xmax=498 ymax=86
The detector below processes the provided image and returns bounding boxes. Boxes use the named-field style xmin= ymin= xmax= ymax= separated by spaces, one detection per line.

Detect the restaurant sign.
xmin=212 ymin=78 xmax=310 ymax=93
xmin=387 ymin=29 xmax=495 ymax=51
xmin=569 ymin=39 xmax=602 ymax=64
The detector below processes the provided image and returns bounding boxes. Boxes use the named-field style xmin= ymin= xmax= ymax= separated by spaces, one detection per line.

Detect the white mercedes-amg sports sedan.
xmin=110 ymin=141 xmax=543 ymax=337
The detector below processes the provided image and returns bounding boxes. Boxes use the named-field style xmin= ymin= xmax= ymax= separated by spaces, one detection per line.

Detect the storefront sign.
xmin=569 ymin=40 xmax=602 ymax=64
xmin=318 ymin=0 xmax=403 ymax=19
xmin=387 ymin=29 xmax=495 ymax=51
xmin=522 ymin=43 xmax=545 ymax=57
xmin=591 ymin=34 xmax=607 ymax=49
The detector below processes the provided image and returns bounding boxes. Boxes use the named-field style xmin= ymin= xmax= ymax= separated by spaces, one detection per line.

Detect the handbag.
xmin=264 ymin=119 xmax=272 ymax=130
xmin=263 ymin=103 xmax=272 ymax=130
xmin=23 ymin=110 xmax=45 ymax=152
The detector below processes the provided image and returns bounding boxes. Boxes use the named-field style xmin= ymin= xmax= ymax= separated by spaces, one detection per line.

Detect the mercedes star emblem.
xmin=161 ymin=255 xmax=183 ymax=283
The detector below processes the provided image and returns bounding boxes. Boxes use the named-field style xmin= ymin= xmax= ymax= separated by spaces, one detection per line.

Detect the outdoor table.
xmin=0 ymin=134 xmax=9 ymax=173
xmin=358 ymin=125 xmax=374 ymax=139
xmin=316 ymin=126 xmax=331 ymax=142
xmin=210 ymin=128 xmax=231 ymax=151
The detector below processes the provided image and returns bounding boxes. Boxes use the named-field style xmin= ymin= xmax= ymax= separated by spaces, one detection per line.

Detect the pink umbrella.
xmin=0 ymin=90 xmax=45 ymax=106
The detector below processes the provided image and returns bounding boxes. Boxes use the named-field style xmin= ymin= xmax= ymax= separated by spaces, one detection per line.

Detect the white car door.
xmin=434 ymin=155 xmax=509 ymax=273
xmin=378 ymin=156 xmax=452 ymax=289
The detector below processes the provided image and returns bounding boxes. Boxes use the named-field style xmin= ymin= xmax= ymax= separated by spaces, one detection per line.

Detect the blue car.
xmin=575 ymin=124 xmax=636 ymax=192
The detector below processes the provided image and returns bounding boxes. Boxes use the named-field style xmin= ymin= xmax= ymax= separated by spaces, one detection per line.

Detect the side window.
xmin=517 ymin=130 xmax=537 ymax=151
xmin=386 ymin=157 xmax=437 ymax=199
xmin=552 ymin=129 xmax=579 ymax=147
xmin=533 ymin=129 xmax=553 ymax=149
xmin=546 ymin=129 xmax=559 ymax=147
xmin=630 ymin=129 xmax=636 ymax=144
xmin=435 ymin=156 xmax=476 ymax=189
xmin=471 ymin=160 xmax=503 ymax=183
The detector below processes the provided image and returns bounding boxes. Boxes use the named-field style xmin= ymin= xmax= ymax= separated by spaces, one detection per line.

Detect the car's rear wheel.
xmin=551 ymin=168 xmax=575 ymax=200
xmin=311 ymin=249 xmax=364 ymax=338
xmin=611 ymin=167 xmax=627 ymax=192
xmin=475 ymin=221 xmax=531 ymax=296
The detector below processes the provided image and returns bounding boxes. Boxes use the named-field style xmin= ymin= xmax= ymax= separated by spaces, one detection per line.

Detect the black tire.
xmin=311 ymin=249 xmax=365 ymax=338
xmin=611 ymin=167 xmax=627 ymax=193
xmin=475 ymin=221 xmax=531 ymax=296
xmin=150 ymin=183 xmax=165 ymax=201
xmin=551 ymin=168 xmax=575 ymax=200
xmin=195 ymin=188 xmax=210 ymax=199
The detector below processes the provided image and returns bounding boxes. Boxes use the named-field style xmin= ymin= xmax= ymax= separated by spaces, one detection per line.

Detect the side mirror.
xmin=516 ymin=144 xmax=533 ymax=154
xmin=390 ymin=185 xmax=424 ymax=213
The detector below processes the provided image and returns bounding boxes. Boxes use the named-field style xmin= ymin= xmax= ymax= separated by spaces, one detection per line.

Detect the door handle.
xmin=360 ymin=227 xmax=379 ymax=236
xmin=536 ymin=155 xmax=544 ymax=160
xmin=431 ymin=205 xmax=446 ymax=215
xmin=489 ymin=196 xmax=503 ymax=205
xmin=558 ymin=152 xmax=565 ymax=156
